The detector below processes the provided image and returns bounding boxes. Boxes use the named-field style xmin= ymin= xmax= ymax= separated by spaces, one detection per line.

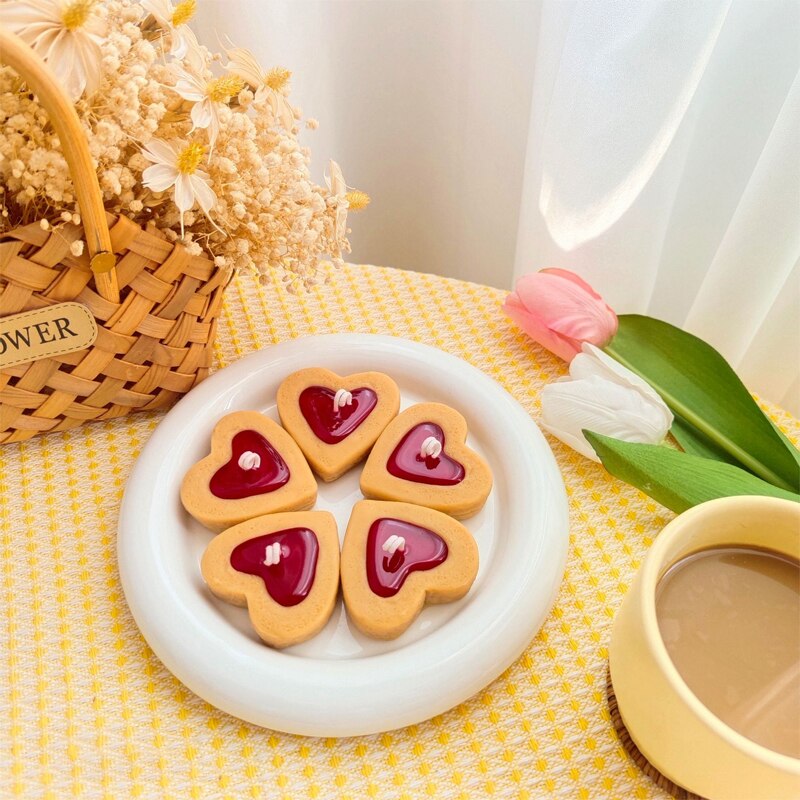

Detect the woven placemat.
xmin=2 ymin=264 xmax=798 ymax=798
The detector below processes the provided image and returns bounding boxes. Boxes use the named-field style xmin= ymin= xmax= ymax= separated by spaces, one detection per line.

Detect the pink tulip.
xmin=503 ymin=268 xmax=618 ymax=362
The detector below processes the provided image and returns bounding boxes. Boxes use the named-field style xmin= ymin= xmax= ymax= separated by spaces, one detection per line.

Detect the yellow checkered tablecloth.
xmin=1 ymin=265 xmax=797 ymax=800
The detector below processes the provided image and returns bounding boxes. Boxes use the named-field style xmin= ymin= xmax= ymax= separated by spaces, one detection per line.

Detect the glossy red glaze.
xmin=229 ymin=528 xmax=319 ymax=607
xmin=209 ymin=429 xmax=290 ymax=500
xmin=386 ymin=422 xmax=465 ymax=486
xmin=298 ymin=386 xmax=378 ymax=444
xmin=366 ymin=518 xmax=448 ymax=598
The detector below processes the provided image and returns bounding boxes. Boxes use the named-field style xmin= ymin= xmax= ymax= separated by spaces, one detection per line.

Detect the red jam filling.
xmin=229 ymin=528 xmax=319 ymax=607
xmin=209 ymin=429 xmax=290 ymax=500
xmin=366 ymin=518 xmax=448 ymax=598
xmin=386 ymin=422 xmax=465 ymax=486
xmin=298 ymin=386 xmax=378 ymax=444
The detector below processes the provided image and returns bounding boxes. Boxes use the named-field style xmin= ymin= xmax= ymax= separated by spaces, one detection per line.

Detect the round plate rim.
xmin=117 ymin=333 xmax=569 ymax=736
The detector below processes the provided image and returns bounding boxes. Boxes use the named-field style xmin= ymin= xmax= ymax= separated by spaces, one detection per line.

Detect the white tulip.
xmin=540 ymin=343 xmax=673 ymax=462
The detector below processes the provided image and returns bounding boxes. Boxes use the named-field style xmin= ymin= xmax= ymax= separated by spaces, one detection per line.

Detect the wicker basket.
xmin=0 ymin=29 xmax=231 ymax=444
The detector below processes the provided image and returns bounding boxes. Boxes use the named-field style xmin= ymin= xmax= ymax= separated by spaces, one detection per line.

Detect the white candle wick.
xmin=263 ymin=542 xmax=282 ymax=566
xmin=382 ymin=535 xmax=406 ymax=555
xmin=420 ymin=436 xmax=442 ymax=459
xmin=334 ymin=388 xmax=353 ymax=412
xmin=238 ymin=450 xmax=261 ymax=471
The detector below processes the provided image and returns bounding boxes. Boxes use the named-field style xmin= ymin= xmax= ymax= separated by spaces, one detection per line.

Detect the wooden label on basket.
xmin=0 ymin=302 xmax=97 ymax=369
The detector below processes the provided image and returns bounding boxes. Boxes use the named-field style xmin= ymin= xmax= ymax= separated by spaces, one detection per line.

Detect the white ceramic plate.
xmin=118 ymin=334 xmax=568 ymax=736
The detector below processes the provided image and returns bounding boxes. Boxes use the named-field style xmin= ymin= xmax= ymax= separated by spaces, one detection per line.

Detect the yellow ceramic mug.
xmin=609 ymin=496 xmax=800 ymax=800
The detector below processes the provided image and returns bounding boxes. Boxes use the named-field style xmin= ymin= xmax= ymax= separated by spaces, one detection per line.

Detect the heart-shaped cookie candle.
xmin=360 ymin=403 xmax=492 ymax=519
xmin=201 ymin=511 xmax=340 ymax=648
xmin=341 ymin=500 xmax=479 ymax=639
xmin=181 ymin=411 xmax=317 ymax=531
xmin=277 ymin=368 xmax=400 ymax=481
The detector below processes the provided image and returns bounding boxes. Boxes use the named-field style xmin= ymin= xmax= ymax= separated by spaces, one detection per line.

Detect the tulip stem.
xmin=603 ymin=344 xmax=796 ymax=493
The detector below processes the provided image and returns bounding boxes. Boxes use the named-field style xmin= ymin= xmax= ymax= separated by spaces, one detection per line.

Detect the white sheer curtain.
xmin=196 ymin=1 xmax=800 ymax=413
xmin=516 ymin=0 xmax=800 ymax=414
xmin=195 ymin=0 xmax=541 ymax=287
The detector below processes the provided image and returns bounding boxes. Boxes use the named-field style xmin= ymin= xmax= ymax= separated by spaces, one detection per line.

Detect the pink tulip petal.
xmin=548 ymin=306 xmax=618 ymax=344
xmin=503 ymin=289 xmax=527 ymax=315
xmin=541 ymin=270 xmax=618 ymax=342
xmin=540 ymin=267 xmax=605 ymax=301
xmin=505 ymin=269 xmax=618 ymax=362
xmin=515 ymin=271 xmax=617 ymax=346
xmin=503 ymin=295 xmax=581 ymax=362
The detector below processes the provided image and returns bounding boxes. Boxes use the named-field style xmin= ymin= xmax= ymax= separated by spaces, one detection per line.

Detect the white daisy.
xmin=224 ymin=45 xmax=295 ymax=130
xmin=141 ymin=138 xmax=217 ymax=236
xmin=170 ymin=63 xmax=244 ymax=152
xmin=0 ymin=0 xmax=104 ymax=100
xmin=140 ymin=0 xmax=196 ymax=59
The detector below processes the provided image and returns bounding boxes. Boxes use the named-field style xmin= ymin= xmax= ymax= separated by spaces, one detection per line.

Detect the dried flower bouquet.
xmin=0 ymin=0 xmax=368 ymax=289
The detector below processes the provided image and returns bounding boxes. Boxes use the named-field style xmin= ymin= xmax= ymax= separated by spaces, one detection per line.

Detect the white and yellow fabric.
xmin=1 ymin=265 xmax=796 ymax=799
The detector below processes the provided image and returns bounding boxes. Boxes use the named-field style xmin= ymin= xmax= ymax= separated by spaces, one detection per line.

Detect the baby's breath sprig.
xmin=0 ymin=0 xmax=365 ymax=288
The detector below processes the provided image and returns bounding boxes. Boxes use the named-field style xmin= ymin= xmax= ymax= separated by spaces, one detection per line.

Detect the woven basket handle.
xmin=0 ymin=27 xmax=119 ymax=303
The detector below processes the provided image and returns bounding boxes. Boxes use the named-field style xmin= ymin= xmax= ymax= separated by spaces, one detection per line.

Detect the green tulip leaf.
xmin=670 ymin=414 xmax=740 ymax=467
xmin=605 ymin=315 xmax=800 ymax=493
xmin=768 ymin=418 xmax=800 ymax=471
xmin=585 ymin=431 xmax=800 ymax=514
